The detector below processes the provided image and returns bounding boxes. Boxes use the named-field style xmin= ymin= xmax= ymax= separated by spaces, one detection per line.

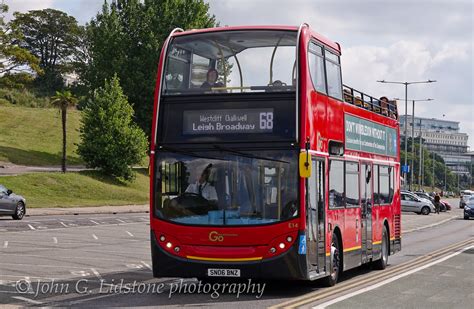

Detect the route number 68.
xmin=259 ymin=112 xmax=273 ymax=130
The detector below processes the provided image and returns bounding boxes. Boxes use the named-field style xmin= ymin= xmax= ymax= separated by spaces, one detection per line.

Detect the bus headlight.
xmin=279 ymin=243 xmax=286 ymax=249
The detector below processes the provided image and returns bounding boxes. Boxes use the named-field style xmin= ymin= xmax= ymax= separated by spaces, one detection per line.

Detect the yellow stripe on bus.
xmin=373 ymin=240 xmax=382 ymax=245
xmin=186 ymin=255 xmax=262 ymax=262
xmin=343 ymin=246 xmax=362 ymax=253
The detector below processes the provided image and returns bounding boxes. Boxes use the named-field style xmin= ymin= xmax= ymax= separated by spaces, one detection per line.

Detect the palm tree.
xmin=50 ymin=90 xmax=78 ymax=173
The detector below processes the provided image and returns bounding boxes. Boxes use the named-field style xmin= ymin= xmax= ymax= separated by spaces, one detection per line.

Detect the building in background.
xmin=399 ymin=115 xmax=471 ymax=176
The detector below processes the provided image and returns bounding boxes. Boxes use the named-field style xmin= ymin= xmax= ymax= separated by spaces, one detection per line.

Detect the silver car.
xmin=0 ymin=185 xmax=26 ymax=220
xmin=459 ymin=190 xmax=473 ymax=208
xmin=401 ymin=192 xmax=435 ymax=215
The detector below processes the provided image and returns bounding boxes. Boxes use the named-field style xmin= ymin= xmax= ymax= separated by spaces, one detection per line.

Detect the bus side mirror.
xmin=299 ymin=152 xmax=312 ymax=178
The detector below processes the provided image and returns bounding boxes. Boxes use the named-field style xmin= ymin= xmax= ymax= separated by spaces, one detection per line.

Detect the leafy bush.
xmin=77 ymin=75 xmax=148 ymax=180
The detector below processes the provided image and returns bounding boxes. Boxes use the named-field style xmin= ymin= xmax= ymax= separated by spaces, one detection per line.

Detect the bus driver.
xmin=185 ymin=164 xmax=218 ymax=202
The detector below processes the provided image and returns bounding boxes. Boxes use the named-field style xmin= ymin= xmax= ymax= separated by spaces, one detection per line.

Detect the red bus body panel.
xmin=150 ymin=25 xmax=401 ymax=280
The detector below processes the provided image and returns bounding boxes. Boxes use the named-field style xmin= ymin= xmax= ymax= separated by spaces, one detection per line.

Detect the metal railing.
xmin=342 ymin=84 xmax=398 ymax=119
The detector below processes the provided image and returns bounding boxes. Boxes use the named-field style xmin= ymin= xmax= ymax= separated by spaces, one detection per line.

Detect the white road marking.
xmin=27 ymin=224 xmax=36 ymax=230
xmin=3 ymin=241 xmax=8 ymax=248
xmin=90 ymin=220 xmax=99 ymax=225
xmin=116 ymin=219 xmax=126 ymax=223
xmin=60 ymin=222 xmax=68 ymax=228
xmin=12 ymin=296 xmax=43 ymax=305
xmin=70 ymin=270 xmax=90 ymax=277
xmin=92 ymin=234 xmax=98 ymax=240
xmin=91 ymin=268 xmax=102 ymax=280
xmin=313 ymin=245 xmax=474 ymax=309
xmin=53 ymin=237 xmax=58 ymax=244
xmin=126 ymin=231 xmax=134 ymax=237
xmin=5 ymin=221 xmax=143 ymax=234
xmin=141 ymin=261 xmax=152 ymax=270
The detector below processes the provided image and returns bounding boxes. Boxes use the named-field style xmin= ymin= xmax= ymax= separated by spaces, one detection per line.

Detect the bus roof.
xmin=171 ymin=25 xmax=341 ymax=53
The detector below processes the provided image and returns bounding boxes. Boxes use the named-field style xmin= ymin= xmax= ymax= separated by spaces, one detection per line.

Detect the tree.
xmin=82 ymin=0 xmax=216 ymax=135
xmin=0 ymin=2 xmax=41 ymax=74
xmin=50 ymin=90 xmax=78 ymax=173
xmin=11 ymin=8 xmax=83 ymax=92
xmin=77 ymin=75 xmax=148 ymax=180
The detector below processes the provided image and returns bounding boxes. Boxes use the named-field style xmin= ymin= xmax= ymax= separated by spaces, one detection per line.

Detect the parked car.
xmin=0 ymin=185 xmax=26 ymax=220
xmin=414 ymin=191 xmax=435 ymax=203
xmin=441 ymin=200 xmax=452 ymax=211
xmin=401 ymin=192 xmax=435 ymax=215
xmin=464 ymin=196 xmax=474 ymax=220
xmin=459 ymin=190 xmax=473 ymax=208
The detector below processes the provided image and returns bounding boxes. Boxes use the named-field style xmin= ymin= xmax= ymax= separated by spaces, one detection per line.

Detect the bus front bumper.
xmin=150 ymin=231 xmax=308 ymax=280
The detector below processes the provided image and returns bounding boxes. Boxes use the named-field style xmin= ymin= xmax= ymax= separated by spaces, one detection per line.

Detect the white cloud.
xmin=4 ymin=0 xmax=54 ymax=20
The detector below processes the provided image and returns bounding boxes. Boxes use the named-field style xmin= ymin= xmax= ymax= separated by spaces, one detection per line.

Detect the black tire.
xmin=322 ymin=234 xmax=341 ymax=287
xmin=421 ymin=206 xmax=430 ymax=215
xmin=12 ymin=202 xmax=25 ymax=220
xmin=373 ymin=226 xmax=389 ymax=270
xmin=464 ymin=215 xmax=469 ymax=220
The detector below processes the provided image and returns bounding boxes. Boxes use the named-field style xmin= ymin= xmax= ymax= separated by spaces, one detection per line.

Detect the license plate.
xmin=207 ymin=268 xmax=241 ymax=277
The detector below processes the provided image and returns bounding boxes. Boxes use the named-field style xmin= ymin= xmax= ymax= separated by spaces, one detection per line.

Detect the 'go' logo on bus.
xmin=259 ymin=112 xmax=273 ymax=130
xmin=209 ymin=231 xmax=237 ymax=242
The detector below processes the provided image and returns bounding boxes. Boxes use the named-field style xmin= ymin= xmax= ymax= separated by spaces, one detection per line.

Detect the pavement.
xmin=402 ymin=198 xmax=461 ymax=233
xmin=0 ymin=211 xmax=472 ymax=307
xmin=26 ymin=204 xmax=148 ymax=216
xmin=326 ymin=246 xmax=474 ymax=309
xmin=0 ymin=162 xmax=90 ymax=176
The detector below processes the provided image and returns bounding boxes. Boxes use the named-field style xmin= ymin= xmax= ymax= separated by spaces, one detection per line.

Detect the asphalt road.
xmin=0 ymin=208 xmax=472 ymax=308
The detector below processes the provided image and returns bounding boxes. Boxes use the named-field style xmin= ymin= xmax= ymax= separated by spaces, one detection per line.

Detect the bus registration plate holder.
xmin=207 ymin=268 xmax=241 ymax=277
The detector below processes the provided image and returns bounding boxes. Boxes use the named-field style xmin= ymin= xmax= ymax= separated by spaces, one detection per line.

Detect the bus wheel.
xmin=373 ymin=226 xmax=388 ymax=270
xmin=323 ymin=234 xmax=341 ymax=287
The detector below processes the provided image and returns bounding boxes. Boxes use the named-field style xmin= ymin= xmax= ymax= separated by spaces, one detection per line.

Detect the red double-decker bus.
xmin=149 ymin=24 xmax=401 ymax=285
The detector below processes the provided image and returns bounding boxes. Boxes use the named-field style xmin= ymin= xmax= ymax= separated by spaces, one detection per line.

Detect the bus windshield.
xmin=154 ymin=149 xmax=298 ymax=226
xmin=162 ymin=30 xmax=297 ymax=95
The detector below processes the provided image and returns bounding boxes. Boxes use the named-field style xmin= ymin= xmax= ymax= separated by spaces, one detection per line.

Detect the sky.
xmin=5 ymin=0 xmax=474 ymax=149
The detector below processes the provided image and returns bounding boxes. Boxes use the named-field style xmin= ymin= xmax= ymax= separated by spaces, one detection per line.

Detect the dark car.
xmin=0 ymin=185 xmax=26 ymax=220
xmin=464 ymin=196 xmax=474 ymax=220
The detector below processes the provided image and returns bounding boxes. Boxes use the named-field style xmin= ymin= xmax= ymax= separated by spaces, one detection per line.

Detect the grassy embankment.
xmin=0 ymin=103 xmax=149 ymax=208
xmin=0 ymin=170 xmax=149 ymax=208
xmin=0 ymin=104 xmax=82 ymax=166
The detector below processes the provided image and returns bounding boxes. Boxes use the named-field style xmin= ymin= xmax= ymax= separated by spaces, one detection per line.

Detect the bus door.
xmin=360 ymin=162 xmax=373 ymax=263
xmin=307 ymin=158 xmax=326 ymax=273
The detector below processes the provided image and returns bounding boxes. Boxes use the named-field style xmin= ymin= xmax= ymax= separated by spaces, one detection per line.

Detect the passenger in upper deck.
xmin=201 ymin=68 xmax=224 ymax=91
xmin=379 ymin=96 xmax=389 ymax=116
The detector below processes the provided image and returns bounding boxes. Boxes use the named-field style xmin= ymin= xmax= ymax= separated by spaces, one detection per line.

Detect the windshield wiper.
xmin=212 ymin=145 xmax=289 ymax=164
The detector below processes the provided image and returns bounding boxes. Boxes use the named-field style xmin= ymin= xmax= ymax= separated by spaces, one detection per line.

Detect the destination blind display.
xmin=183 ymin=108 xmax=274 ymax=135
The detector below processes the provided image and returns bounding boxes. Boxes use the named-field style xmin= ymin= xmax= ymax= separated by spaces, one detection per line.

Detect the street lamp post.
xmin=377 ymin=80 xmax=436 ymax=190
xmin=408 ymin=99 xmax=433 ymax=190
xmin=432 ymin=151 xmax=436 ymax=191
xmin=444 ymin=163 xmax=447 ymax=193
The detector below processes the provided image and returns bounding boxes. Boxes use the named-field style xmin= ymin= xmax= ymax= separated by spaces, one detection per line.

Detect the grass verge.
xmin=0 ymin=170 xmax=149 ymax=208
xmin=0 ymin=104 xmax=82 ymax=166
